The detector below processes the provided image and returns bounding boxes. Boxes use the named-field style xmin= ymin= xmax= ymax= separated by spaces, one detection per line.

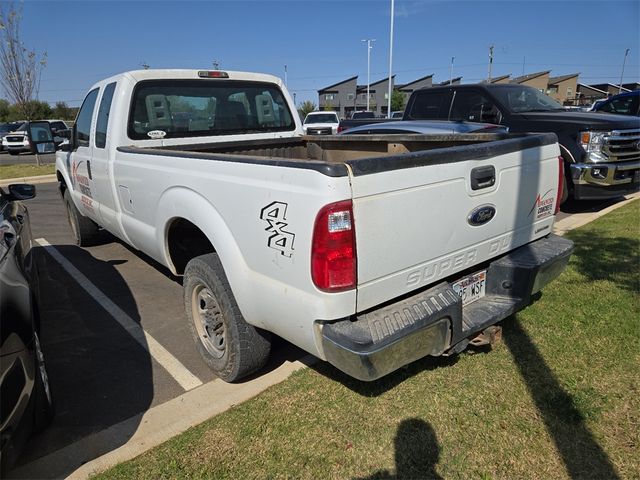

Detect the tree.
xmin=52 ymin=101 xmax=73 ymax=120
xmin=0 ymin=98 xmax=9 ymax=121
xmin=0 ymin=2 xmax=47 ymax=120
xmin=391 ymin=89 xmax=405 ymax=112
xmin=297 ymin=100 xmax=316 ymax=120
xmin=7 ymin=100 xmax=51 ymax=121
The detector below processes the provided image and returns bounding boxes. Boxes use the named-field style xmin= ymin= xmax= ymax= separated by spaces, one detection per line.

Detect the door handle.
xmin=87 ymin=160 xmax=93 ymax=180
xmin=471 ymin=165 xmax=496 ymax=190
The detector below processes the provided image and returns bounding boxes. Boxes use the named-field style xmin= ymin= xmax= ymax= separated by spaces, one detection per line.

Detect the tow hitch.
xmin=469 ymin=325 xmax=502 ymax=347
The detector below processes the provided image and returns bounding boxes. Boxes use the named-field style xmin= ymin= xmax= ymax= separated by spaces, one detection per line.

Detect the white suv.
xmin=2 ymin=120 xmax=69 ymax=155
xmin=303 ymin=111 xmax=339 ymax=135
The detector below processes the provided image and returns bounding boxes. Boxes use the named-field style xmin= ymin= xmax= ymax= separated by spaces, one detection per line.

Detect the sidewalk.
xmin=0 ymin=173 xmax=57 ymax=187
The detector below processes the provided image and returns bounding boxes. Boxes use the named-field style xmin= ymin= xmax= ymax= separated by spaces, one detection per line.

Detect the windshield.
xmin=491 ymin=86 xmax=563 ymax=113
xmin=304 ymin=113 xmax=337 ymax=124
xmin=128 ymin=80 xmax=295 ymax=140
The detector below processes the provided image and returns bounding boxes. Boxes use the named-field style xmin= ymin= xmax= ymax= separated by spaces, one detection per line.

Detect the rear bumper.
xmin=320 ymin=234 xmax=574 ymax=381
xmin=570 ymin=161 xmax=640 ymax=200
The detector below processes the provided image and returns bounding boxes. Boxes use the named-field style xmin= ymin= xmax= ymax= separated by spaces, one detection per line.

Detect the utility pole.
xmin=450 ymin=57 xmax=455 ymax=84
xmin=293 ymin=92 xmax=296 ymax=106
xmin=212 ymin=59 xmax=220 ymax=70
xmin=387 ymin=0 xmax=395 ymax=118
xmin=522 ymin=56 xmax=526 ymax=76
xmin=361 ymin=38 xmax=376 ymax=111
xmin=619 ymin=48 xmax=630 ymax=94
xmin=284 ymin=65 xmax=288 ymax=87
xmin=487 ymin=45 xmax=494 ymax=82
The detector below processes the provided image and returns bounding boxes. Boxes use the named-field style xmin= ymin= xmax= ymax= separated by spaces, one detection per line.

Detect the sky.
xmin=5 ymin=0 xmax=640 ymax=107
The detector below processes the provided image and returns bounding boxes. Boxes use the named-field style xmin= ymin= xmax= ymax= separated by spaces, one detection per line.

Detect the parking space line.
xmin=35 ymin=238 xmax=203 ymax=391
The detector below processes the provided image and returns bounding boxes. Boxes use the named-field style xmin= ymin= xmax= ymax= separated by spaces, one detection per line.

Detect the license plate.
xmin=452 ymin=270 xmax=487 ymax=306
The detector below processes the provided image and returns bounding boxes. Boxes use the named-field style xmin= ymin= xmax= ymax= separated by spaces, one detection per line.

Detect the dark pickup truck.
xmin=400 ymin=84 xmax=639 ymax=201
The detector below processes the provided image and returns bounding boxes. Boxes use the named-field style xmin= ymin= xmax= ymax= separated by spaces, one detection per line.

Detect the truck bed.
xmin=118 ymin=132 xmax=555 ymax=177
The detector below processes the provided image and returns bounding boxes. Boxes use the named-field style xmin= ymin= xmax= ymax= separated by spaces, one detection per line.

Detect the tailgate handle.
xmin=471 ymin=165 xmax=495 ymax=190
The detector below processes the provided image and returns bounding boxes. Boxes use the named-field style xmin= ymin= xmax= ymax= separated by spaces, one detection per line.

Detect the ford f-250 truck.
xmin=402 ymin=84 xmax=640 ymax=202
xmin=45 ymin=69 xmax=573 ymax=382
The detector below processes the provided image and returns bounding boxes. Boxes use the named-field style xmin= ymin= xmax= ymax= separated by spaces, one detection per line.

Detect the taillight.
xmin=555 ymin=156 xmax=564 ymax=215
xmin=337 ymin=125 xmax=345 ymax=133
xmin=311 ymin=200 xmax=356 ymax=292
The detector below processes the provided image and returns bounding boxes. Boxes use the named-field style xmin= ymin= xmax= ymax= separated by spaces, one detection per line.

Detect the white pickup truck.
xmin=46 ymin=69 xmax=573 ymax=382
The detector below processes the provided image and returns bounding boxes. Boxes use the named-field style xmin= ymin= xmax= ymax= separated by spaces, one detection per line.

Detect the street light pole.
xmin=387 ymin=0 xmax=395 ymax=118
xmin=450 ymin=57 xmax=455 ymax=84
xmin=284 ymin=65 xmax=288 ymax=87
xmin=488 ymin=45 xmax=494 ymax=82
xmin=619 ymin=48 xmax=630 ymax=94
xmin=361 ymin=39 xmax=375 ymax=111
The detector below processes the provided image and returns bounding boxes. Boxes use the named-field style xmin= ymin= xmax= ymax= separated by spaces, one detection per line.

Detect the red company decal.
xmin=529 ymin=189 xmax=555 ymax=220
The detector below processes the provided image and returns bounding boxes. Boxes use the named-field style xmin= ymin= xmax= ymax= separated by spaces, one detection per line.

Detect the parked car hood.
xmin=304 ymin=122 xmax=338 ymax=129
xmin=513 ymin=111 xmax=640 ymax=131
xmin=341 ymin=120 xmax=507 ymax=135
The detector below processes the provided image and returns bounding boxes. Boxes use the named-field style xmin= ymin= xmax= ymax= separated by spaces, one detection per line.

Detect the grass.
xmin=0 ymin=163 xmax=55 ymax=180
xmin=95 ymin=201 xmax=639 ymax=480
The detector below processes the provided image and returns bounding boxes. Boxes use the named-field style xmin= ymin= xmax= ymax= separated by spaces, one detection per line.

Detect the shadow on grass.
xmin=503 ymin=318 xmax=620 ymax=480
xmin=309 ymin=354 xmax=461 ymax=397
xmin=569 ymin=229 xmax=639 ymax=293
xmin=355 ymin=418 xmax=442 ymax=480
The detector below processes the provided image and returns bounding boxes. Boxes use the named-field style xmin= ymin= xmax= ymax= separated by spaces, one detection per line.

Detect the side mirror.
xmin=8 ymin=184 xmax=36 ymax=200
xmin=26 ymin=121 xmax=56 ymax=154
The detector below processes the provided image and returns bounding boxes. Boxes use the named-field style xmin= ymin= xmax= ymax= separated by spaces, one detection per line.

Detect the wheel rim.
xmin=34 ymin=332 xmax=52 ymax=406
xmin=191 ymin=283 xmax=226 ymax=359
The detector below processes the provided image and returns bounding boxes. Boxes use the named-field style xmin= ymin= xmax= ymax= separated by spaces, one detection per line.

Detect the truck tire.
xmin=64 ymin=190 xmax=100 ymax=246
xmin=184 ymin=253 xmax=271 ymax=382
xmin=32 ymin=332 xmax=54 ymax=432
xmin=9 ymin=150 xmax=18 ymax=156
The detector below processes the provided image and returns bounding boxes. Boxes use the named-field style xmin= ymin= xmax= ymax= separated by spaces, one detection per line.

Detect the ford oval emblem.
xmin=468 ymin=204 xmax=496 ymax=226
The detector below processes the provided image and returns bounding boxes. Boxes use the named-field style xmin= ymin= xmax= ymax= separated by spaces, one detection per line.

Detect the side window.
xmin=600 ymin=96 xmax=635 ymax=115
xmin=96 ymin=82 xmax=117 ymax=148
xmin=76 ymin=88 xmax=99 ymax=148
xmin=450 ymin=91 xmax=501 ymax=124
xmin=407 ymin=91 xmax=452 ymax=120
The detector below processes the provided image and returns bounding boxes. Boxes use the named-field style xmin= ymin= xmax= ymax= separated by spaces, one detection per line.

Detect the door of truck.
xmin=90 ymin=82 xmax=122 ymax=236
xmin=69 ymin=88 xmax=101 ymax=224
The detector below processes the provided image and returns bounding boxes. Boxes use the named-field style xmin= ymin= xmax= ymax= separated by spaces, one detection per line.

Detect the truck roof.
xmin=90 ymin=69 xmax=285 ymax=90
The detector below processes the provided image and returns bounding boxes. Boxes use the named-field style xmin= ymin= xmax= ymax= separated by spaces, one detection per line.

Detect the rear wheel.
xmin=63 ymin=190 xmax=100 ymax=246
xmin=184 ymin=253 xmax=271 ymax=382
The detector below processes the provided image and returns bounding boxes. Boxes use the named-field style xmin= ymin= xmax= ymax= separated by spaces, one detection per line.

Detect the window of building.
xmin=325 ymin=94 xmax=335 ymax=101
xmin=384 ymin=93 xmax=389 ymax=100
xmin=347 ymin=93 xmax=355 ymax=100
xmin=547 ymin=86 xmax=558 ymax=95
xmin=76 ymin=88 xmax=99 ymax=147
xmin=95 ymin=82 xmax=117 ymax=149
xmin=567 ymin=87 xmax=573 ymax=98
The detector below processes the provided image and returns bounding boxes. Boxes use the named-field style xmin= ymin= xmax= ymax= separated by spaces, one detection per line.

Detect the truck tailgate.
xmin=350 ymin=134 xmax=561 ymax=311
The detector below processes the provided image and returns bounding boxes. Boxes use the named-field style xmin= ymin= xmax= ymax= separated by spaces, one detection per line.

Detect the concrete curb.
xmin=553 ymin=191 xmax=640 ymax=236
xmin=0 ymin=174 xmax=57 ymax=187
xmin=9 ymin=356 xmax=316 ymax=479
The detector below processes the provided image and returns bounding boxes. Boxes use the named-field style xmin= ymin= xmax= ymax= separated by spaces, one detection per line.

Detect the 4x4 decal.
xmin=260 ymin=202 xmax=295 ymax=258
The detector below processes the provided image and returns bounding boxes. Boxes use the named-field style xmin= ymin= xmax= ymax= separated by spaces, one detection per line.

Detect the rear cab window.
xmin=127 ymin=80 xmax=296 ymax=140
xmin=406 ymin=91 xmax=453 ymax=120
xmin=96 ymin=82 xmax=117 ymax=148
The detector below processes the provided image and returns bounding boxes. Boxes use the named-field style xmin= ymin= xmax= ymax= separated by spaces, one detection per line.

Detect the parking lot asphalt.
xmin=10 ymin=182 xmax=304 ymax=477
xmin=6 ymin=179 xmax=633 ymax=478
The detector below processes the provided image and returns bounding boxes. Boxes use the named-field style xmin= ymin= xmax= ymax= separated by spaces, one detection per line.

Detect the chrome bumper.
xmin=320 ymin=234 xmax=574 ymax=382
xmin=570 ymin=161 xmax=640 ymax=187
